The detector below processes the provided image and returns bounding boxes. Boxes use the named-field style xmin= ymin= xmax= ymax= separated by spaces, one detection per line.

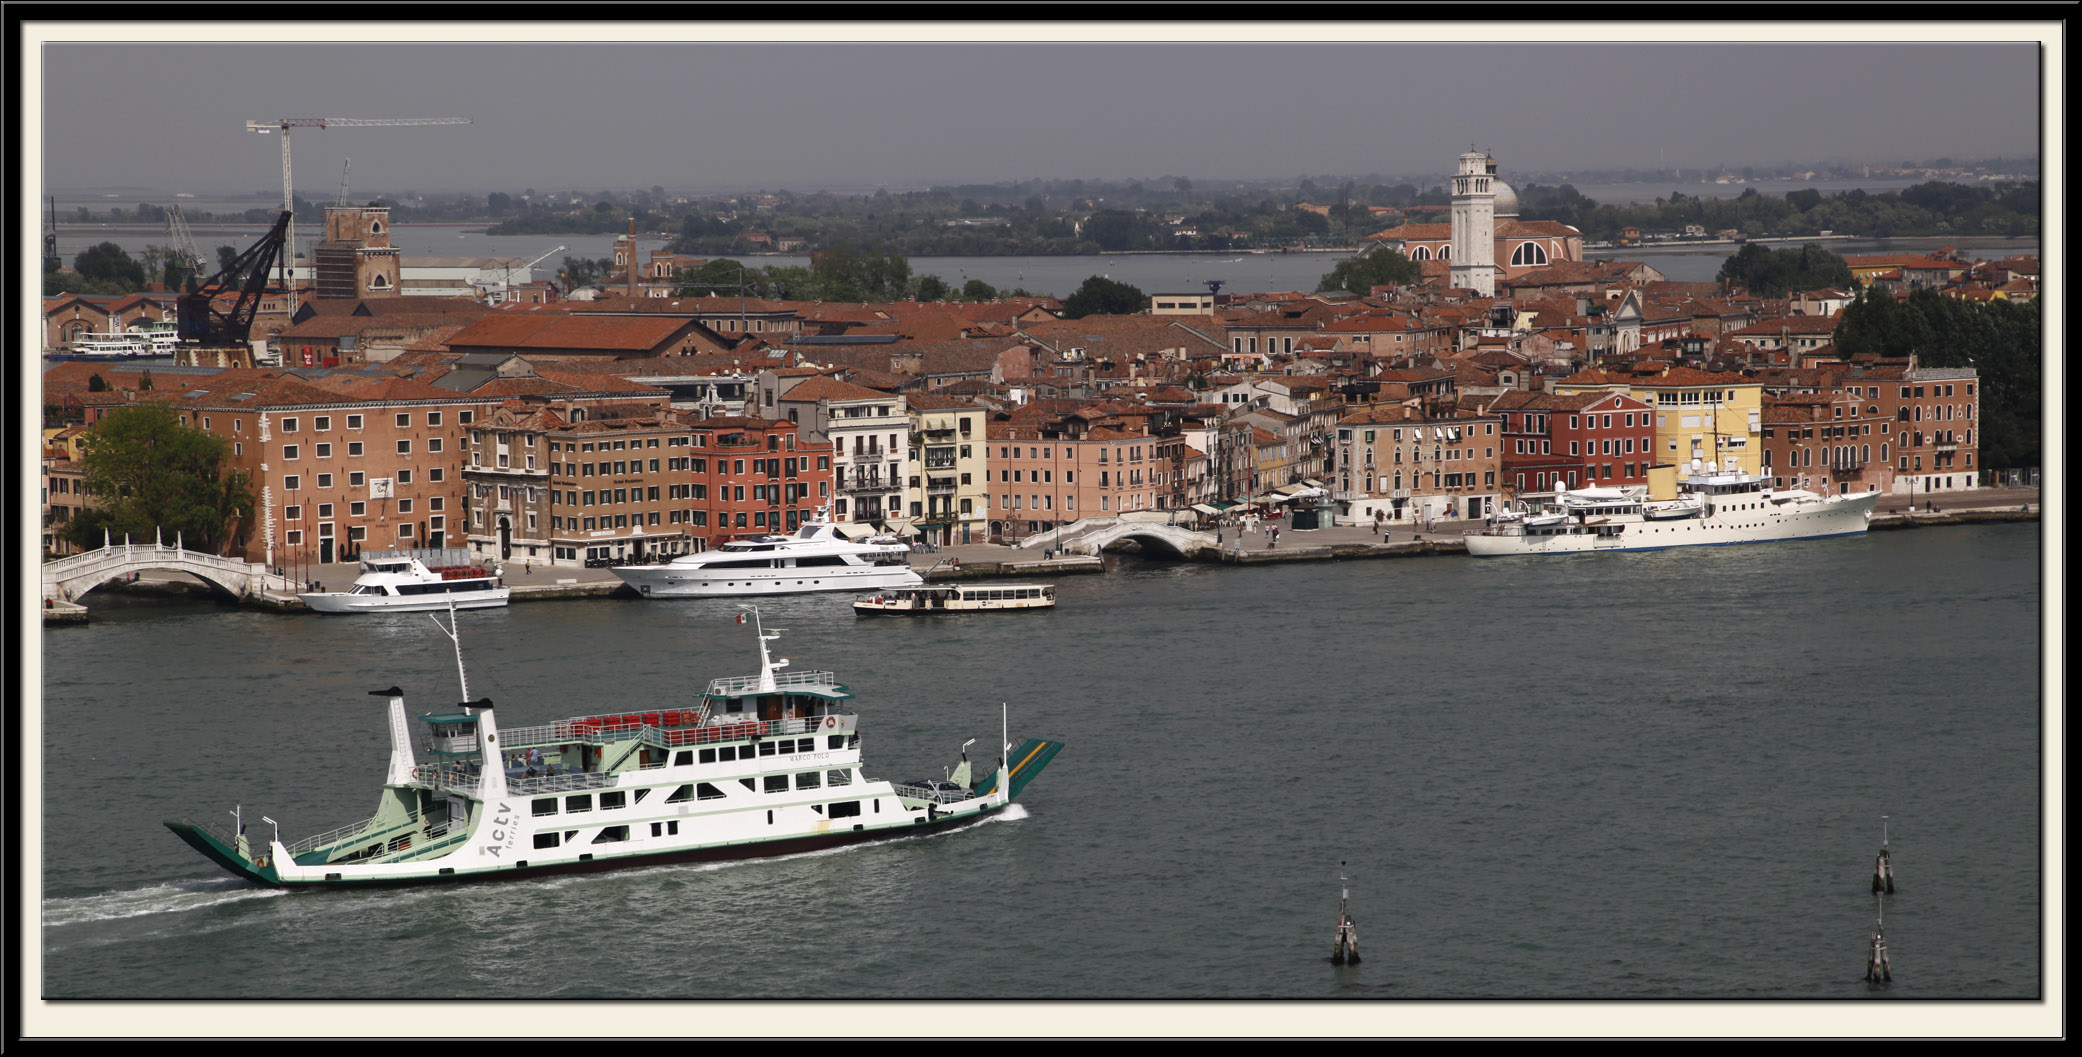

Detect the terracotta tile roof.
xmin=442 ymin=313 xmax=703 ymax=352
xmin=778 ymin=375 xmax=897 ymax=404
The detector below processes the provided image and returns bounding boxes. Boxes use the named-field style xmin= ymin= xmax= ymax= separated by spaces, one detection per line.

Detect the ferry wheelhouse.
xmin=164 ymin=613 xmax=1061 ymax=888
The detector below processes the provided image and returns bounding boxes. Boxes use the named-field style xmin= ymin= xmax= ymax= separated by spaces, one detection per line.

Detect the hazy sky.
xmin=28 ymin=23 xmax=2055 ymax=196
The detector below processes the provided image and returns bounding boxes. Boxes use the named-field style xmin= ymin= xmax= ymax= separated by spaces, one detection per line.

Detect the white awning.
xmin=1190 ymin=503 xmax=1223 ymax=515
xmin=832 ymin=522 xmax=878 ymax=540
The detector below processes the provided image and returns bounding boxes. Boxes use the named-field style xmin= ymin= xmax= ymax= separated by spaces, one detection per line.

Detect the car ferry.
xmin=300 ymin=549 xmax=510 ymax=614
xmin=164 ymin=611 xmax=1062 ymax=888
xmin=854 ymin=583 xmax=1056 ymax=616
xmin=1464 ymin=459 xmax=1878 ymax=557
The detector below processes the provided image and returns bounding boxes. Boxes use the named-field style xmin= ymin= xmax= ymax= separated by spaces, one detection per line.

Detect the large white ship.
xmin=1464 ymin=460 xmax=1879 ymax=557
xmin=610 ymin=515 xmax=924 ymax=598
xmin=165 ymin=612 xmax=1061 ymax=888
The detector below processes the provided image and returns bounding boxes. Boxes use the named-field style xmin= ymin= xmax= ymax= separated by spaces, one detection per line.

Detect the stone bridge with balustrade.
xmin=1022 ymin=517 xmax=1217 ymax=559
xmin=42 ymin=530 xmax=300 ymax=612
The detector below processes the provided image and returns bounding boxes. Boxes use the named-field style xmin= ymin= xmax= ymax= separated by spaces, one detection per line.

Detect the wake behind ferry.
xmin=165 ymin=611 xmax=1061 ymax=888
xmin=1464 ymin=458 xmax=1879 ymax=556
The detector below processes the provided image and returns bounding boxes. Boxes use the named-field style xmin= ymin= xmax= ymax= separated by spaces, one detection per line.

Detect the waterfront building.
xmin=1332 ymin=403 xmax=1504 ymax=524
xmin=462 ymin=404 xmax=832 ymax=567
xmin=1554 ymin=366 xmax=1764 ymax=495
xmin=984 ymin=410 xmax=1187 ymax=541
xmin=1762 ymin=358 xmax=1981 ymax=496
xmin=1471 ymin=389 xmax=1658 ymax=496
xmin=767 ymin=375 xmax=909 ymax=529
xmin=902 ymin=392 xmax=989 ymax=547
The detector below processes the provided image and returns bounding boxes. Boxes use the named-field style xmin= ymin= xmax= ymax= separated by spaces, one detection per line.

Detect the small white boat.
xmin=854 ymin=583 xmax=1056 ymax=616
xmin=301 ymin=549 xmax=510 ymax=614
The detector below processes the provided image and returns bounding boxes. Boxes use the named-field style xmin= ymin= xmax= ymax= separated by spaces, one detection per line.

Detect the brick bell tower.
xmin=314 ymin=205 xmax=403 ymax=299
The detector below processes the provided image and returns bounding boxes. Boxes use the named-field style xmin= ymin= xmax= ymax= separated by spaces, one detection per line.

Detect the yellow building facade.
xmin=1555 ymin=368 xmax=1763 ymax=497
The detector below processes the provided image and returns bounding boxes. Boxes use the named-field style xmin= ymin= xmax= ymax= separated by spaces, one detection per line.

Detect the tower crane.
xmin=481 ymin=245 xmax=564 ymax=302
xmin=245 ymin=116 xmax=471 ymax=309
xmin=165 ymin=203 xmax=207 ymax=276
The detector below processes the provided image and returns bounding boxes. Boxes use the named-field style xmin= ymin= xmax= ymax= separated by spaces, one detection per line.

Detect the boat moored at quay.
xmin=610 ymin=515 xmax=924 ymax=598
xmin=1464 ymin=460 xmax=1879 ymax=556
xmin=299 ymin=549 xmax=510 ymax=614
xmin=164 ymin=613 xmax=1062 ymax=888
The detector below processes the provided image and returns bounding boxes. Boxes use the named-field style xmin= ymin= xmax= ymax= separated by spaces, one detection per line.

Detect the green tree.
xmin=1317 ymin=249 xmax=1421 ymax=295
xmin=1061 ymin=275 xmax=1145 ymax=318
xmin=1715 ymin=243 xmax=1854 ymax=296
xmin=914 ymin=275 xmax=950 ymax=302
xmin=64 ymin=403 xmax=255 ymax=556
xmin=961 ymin=278 xmax=998 ymax=301
xmin=72 ymin=242 xmax=147 ymax=291
xmin=557 ymin=255 xmax=615 ymax=292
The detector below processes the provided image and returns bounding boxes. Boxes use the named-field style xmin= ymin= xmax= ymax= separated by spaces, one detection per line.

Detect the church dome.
xmin=1492 ymin=179 xmax=1520 ymax=218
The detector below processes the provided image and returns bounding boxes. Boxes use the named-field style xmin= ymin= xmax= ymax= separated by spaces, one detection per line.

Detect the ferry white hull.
xmin=300 ymin=587 xmax=511 ymax=613
xmin=1465 ymin=491 xmax=1878 ymax=556
xmin=166 ymin=617 xmax=1062 ymax=889
xmin=614 ymin=562 xmax=923 ymax=598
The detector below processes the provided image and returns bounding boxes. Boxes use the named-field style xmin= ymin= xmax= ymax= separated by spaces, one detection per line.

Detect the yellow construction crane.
xmin=245 ymin=117 xmax=471 ymax=308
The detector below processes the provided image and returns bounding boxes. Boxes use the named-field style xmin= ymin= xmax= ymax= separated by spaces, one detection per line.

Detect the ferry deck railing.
xmin=893 ymin=782 xmax=976 ymax=805
xmin=285 ymin=810 xmax=422 ymax=858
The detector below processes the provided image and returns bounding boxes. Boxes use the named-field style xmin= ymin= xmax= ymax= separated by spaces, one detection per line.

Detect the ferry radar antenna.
xmin=741 ymin=605 xmax=788 ymax=691
xmin=430 ymin=597 xmax=471 ymax=706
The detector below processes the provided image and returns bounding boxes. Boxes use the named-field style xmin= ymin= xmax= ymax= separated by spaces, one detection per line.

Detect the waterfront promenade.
xmin=75 ymin=485 xmax=2040 ymax=613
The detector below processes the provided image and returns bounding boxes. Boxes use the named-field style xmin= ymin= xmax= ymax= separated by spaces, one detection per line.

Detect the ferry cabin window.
xmin=829 ymin=801 xmax=862 ymax=819
xmin=650 ymin=821 xmax=680 ymax=837
xmin=599 ymin=791 xmax=626 ymax=810
xmin=699 ymin=749 xmax=717 ymax=764
xmin=565 ymin=794 xmax=593 ymax=813
xmin=674 ymin=751 xmax=693 ymax=766
xmin=698 ymin=783 xmax=725 ymax=800
xmin=764 ymin=775 xmax=789 ymax=793
xmin=828 ymin=735 xmax=846 ymax=750
xmin=534 ymin=832 xmax=560 ymax=849
xmin=667 ymin=784 xmax=695 ymax=803
xmin=591 ymin=826 xmax=630 ymax=844
xmin=533 ymin=798 xmax=557 ymax=816
xmin=797 ymin=771 xmax=822 ymax=789
xmin=828 ymin=769 xmax=851 ymax=786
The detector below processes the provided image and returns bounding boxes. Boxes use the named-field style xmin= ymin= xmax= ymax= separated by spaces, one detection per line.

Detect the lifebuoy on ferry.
xmin=825 ymin=716 xmax=837 ymax=729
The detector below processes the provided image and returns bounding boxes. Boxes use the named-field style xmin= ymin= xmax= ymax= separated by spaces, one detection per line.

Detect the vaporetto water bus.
xmin=610 ymin=514 xmax=924 ymax=598
xmin=164 ymin=612 xmax=1061 ymax=888
xmin=854 ymin=583 xmax=1057 ymax=616
xmin=1464 ymin=459 xmax=1879 ymax=556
